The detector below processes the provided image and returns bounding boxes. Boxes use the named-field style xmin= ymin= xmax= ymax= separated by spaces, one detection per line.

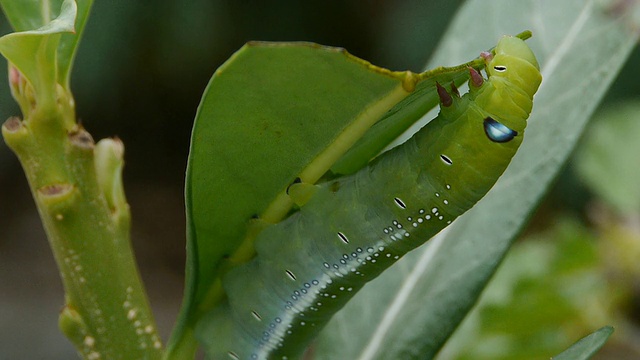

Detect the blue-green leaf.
xmin=552 ymin=326 xmax=614 ymax=360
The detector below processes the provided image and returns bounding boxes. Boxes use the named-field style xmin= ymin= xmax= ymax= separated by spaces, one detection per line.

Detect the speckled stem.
xmin=2 ymin=87 xmax=163 ymax=359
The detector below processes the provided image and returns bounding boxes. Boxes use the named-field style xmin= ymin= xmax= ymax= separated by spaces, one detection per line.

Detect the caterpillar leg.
xmin=286 ymin=178 xmax=319 ymax=207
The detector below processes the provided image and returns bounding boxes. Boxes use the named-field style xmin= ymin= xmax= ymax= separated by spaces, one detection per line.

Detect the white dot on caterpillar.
xmin=407 ymin=217 xmax=412 ymax=221
xmin=383 ymin=228 xmax=389 ymax=234
xmin=431 ymin=207 xmax=438 ymax=213
xmin=412 ymin=222 xmax=418 ymax=227
xmin=447 ymin=220 xmax=452 ymax=224
xmin=435 ymin=193 xmax=440 ymax=197
xmin=446 ymin=184 xmax=451 ymax=190
xmin=438 ymin=216 xmax=443 ymax=220
xmin=444 ymin=199 xmax=449 ymax=205
xmin=392 ymin=220 xmax=398 ymax=225
xmin=426 ymin=215 xmax=431 ymax=220
xmin=404 ymin=232 xmax=410 ymax=237
xmin=417 ymin=218 xmax=424 ymax=223
xmin=379 ymin=246 xmax=385 ymax=251
xmin=419 ymin=209 xmax=425 ymax=214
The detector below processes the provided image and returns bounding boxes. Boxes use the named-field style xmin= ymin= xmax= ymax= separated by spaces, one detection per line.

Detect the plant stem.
xmin=2 ymin=87 xmax=163 ymax=359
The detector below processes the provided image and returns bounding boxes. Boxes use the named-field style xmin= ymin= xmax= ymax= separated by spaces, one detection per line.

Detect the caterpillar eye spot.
xmin=440 ymin=154 xmax=453 ymax=165
xmin=484 ymin=117 xmax=517 ymax=143
xmin=493 ymin=65 xmax=507 ymax=72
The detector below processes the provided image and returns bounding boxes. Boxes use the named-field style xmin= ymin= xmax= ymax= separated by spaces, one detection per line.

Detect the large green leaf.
xmin=174 ymin=37 xmax=494 ymax=356
xmin=0 ymin=0 xmax=93 ymax=91
xmin=313 ymin=0 xmax=640 ymax=359
xmin=552 ymin=326 xmax=614 ymax=360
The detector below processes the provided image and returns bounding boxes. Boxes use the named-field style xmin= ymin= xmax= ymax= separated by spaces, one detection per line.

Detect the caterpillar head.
xmin=486 ymin=36 xmax=542 ymax=98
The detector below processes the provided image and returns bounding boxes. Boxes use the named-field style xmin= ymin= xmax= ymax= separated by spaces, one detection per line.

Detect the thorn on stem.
xmin=480 ymin=51 xmax=493 ymax=63
xmin=9 ymin=66 xmax=20 ymax=87
xmin=436 ymin=82 xmax=453 ymax=107
xmin=450 ymin=82 xmax=460 ymax=97
xmin=39 ymin=184 xmax=74 ymax=197
xmin=469 ymin=67 xmax=484 ymax=87
xmin=3 ymin=116 xmax=22 ymax=132
xmin=69 ymin=128 xmax=95 ymax=150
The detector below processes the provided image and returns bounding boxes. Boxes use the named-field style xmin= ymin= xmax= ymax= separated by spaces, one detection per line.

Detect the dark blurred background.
xmin=2 ymin=1 xmax=640 ymax=359
xmin=0 ymin=1 xmax=463 ymax=358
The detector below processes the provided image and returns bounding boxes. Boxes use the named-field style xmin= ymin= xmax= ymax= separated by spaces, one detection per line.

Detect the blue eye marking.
xmin=483 ymin=117 xmax=517 ymax=143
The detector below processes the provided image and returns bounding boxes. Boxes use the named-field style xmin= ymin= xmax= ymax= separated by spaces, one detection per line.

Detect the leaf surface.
xmin=552 ymin=326 xmax=614 ymax=360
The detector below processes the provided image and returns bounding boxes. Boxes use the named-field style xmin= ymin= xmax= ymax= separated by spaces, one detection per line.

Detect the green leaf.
xmin=173 ymin=40 xmax=487 ymax=356
xmin=313 ymin=1 xmax=640 ymax=359
xmin=552 ymin=326 xmax=614 ymax=360
xmin=0 ymin=0 xmax=92 ymax=94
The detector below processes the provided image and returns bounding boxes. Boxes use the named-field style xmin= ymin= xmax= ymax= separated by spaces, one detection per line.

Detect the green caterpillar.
xmin=205 ymin=36 xmax=542 ymax=360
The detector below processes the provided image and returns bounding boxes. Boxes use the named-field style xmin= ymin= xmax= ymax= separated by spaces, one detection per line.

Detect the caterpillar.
xmin=202 ymin=36 xmax=542 ymax=360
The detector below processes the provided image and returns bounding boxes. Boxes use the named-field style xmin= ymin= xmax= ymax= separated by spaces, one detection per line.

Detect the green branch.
xmin=0 ymin=1 xmax=162 ymax=358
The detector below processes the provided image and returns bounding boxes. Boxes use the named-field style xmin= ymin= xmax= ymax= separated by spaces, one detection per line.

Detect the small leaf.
xmin=551 ymin=326 xmax=614 ymax=360
xmin=0 ymin=0 xmax=77 ymax=107
xmin=0 ymin=0 xmax=92 ymax=91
